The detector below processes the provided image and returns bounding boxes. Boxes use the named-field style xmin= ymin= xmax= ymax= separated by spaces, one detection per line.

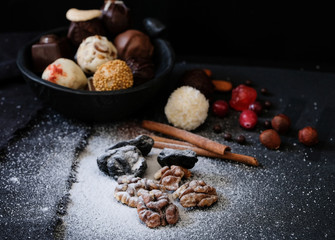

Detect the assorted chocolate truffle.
xmin=114 ymin=29 xmax=154 ymax=60
xmin=33 ymin=3 xmax=156 ymax=92
xmin=41 ymin=58 xmax=88 ymax=89
xmin=93 ymin=59 xmax=133 ymax=91
xmin=125 ymin=57 xmax=155 ymax=85
xmin=31 ymin=34 xmax=72 ymax=73
xmin=101 ymin=0 xmax=131 ymax=36
xmin=76 ymin=35 xmax=117 ymax=74
xmin=180 ymin=69 xmax=215 ymax=99
xmin=66 ymin=8 xmax=106 ymax=46
xmin=164 ymin=86 xmax=209 ymax=130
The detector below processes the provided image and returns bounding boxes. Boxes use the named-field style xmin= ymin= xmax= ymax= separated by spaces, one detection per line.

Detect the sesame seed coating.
xmin=93 ymin=60 xmax=133 ymax=91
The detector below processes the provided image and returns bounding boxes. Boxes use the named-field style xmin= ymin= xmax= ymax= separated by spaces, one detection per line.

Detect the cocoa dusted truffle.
xmin=180 ymin=69 xmax=215 ymax=99
xmin=101 ymin=0 xmax=131 ymax=36
xmin=66 ymin=8 xmax=106 ymax=46
xmin=114 ymin=30 xmax=154 ymax=60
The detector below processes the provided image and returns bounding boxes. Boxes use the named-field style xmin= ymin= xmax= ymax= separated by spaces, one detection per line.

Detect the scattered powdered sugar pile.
xmin=61 ymin=121 xmax=309 ymax=240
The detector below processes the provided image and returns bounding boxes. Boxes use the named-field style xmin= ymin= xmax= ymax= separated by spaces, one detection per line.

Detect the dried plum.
xmin=157 ymin=149 xmax=198 ymax=169
xmin=97 ymin=145 xmax=147 ymax=179
xmin=106 ymin=135 xmax=154 ymax=156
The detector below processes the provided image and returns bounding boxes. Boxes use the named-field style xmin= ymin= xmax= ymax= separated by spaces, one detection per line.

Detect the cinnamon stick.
xmin=152 ymin=137 xmax=259 ymax=166
xmin=142 ymin=120 xmax=230 ymax=155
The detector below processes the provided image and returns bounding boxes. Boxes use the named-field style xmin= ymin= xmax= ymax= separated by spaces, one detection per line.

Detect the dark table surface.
xmin=0 ymin=32 xmax=335 ymax=239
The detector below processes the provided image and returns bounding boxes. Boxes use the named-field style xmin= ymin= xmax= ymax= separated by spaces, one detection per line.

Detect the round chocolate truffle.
xmin=101 ymin=0 xmax=131 ymax=36
xmin=180 ymin=69 xmax=215 ymax=99
xmin=93 ymin=59 xmax=133 ymax=91
xmin=42 ymin=58 xmax=87 ymax=90
xmin=76 ymin=35 xmax=117 ymax=74
xmin=125 ymin=57 xmax=155 ymax=85
xmin=66 ymin=8 xmax=106 ymax=46
xmin=114 ymin=30 xmax=154 ymax=60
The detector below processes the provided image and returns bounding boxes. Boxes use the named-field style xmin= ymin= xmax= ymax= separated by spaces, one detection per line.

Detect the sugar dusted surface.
xmin=63 ymin=119 xmax=335 ymax=240
xmin=2 ymin=63 xmax=335 ymax=239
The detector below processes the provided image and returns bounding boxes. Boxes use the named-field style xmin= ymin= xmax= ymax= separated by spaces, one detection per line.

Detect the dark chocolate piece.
xmin=114 ymin=29 xmax=154 ymax=60
xmin=67 ymin=18 xmax=106 ymax=46
xmin=180 ymin=69 xmax=215 ymax=99
xmin=97 ymin=145 xmax=147 ymax=179
xmin=157 ymin=149 xmax=198 ymax=169
xmin=125 ymin=58 xmax=155 ymax=85
xmin=106 ymin=135 xmax=154 ymax=156
xmin=31 ymin=34 xmax=72 ymax=73
xmin=101 ymin=0 xmax=131 ymax=36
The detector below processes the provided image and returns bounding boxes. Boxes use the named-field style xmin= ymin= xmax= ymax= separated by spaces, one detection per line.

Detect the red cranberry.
xmin=248 ymin=101 xmax=263 ymax=115
xmin=229 ymin=84 xmax=257 ymax=111
xmin=239 ymin=110 xmax=258 ymax=130
xmin=212 ymin=100 xmax=229 ymax=117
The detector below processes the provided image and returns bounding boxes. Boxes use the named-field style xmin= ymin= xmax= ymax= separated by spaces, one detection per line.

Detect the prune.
xmin=106 ymin=135 xmax=154 ymax=156
xmin=97 ymin=145 xmax=147 ymax=179
xmin=157 ymin=149 xmax=198 ymax=169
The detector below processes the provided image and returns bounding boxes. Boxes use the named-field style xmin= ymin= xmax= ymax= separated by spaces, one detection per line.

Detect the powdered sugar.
xmin=62 ymin=122 xmax=269 ymax=239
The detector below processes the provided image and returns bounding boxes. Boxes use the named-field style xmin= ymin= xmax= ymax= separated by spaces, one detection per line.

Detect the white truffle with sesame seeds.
xmin=76 ymin=35 xmax=117 ymax=74
xmin=92 ymin=59 xmax=133 ymax=91
xmin=164 ymin=86 xmax=209 ymax=130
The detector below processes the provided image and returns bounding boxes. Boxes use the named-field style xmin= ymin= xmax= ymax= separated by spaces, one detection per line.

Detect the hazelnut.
xmin=298 ymin=126 xmax=319 ymax=146
xmin=271 ymin=114 xmax=291 ymax=133
xmin=259 ymin=129 xmax=281 ymax=150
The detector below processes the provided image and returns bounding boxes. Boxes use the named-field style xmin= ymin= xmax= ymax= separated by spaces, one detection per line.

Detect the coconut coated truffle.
xmin=42 ymin=58 xmax=87 ymax=89
xmin=76 ymin=35 xmax=117 ymax=74
xmin=93 ymin=59 xmax=133 ymax=91
xmin=164 ymin=86 xmax=209 ymax=130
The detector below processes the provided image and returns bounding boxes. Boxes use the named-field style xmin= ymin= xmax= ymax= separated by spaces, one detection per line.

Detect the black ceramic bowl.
xmin=17 ymin=25 xmax=175 ymax=122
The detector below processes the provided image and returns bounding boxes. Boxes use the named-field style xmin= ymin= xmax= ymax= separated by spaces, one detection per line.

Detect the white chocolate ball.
xmin=76 ymin=35 xmax=117 ymax=74
xmin=164 ymin=86 xmax=209 ymax=130
xmin=42 ymin=58 xmax=87 ymax=89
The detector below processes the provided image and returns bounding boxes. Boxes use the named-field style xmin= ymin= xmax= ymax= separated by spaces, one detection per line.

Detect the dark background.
xmin=1 ymin=0 xmax=335 ymax=72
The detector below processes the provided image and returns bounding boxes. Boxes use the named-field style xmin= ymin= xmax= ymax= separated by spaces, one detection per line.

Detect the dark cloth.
xmin=0 ymin=32 xmax=44 ymax=150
